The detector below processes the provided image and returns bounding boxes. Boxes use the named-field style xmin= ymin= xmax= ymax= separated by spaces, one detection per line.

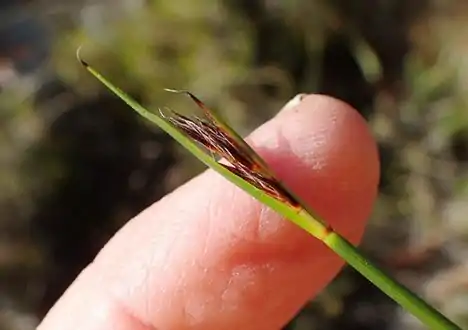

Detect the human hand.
xmin=38 ymin=94 xmax=379 ymax=330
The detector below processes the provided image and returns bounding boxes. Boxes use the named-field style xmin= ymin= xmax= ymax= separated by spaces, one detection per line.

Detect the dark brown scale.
xmin=163 ymin=94 xmax=263 ymax=172
xmin=164 ymin=107 xmax=299 ymax=207
xmin=178 ymin=90 xmax=217 ymax=122
xmin=179 ymin=91 xmax=269 ymax=175
xmin=220 ymin=163 xmax=298 ymax=206
xmin=168 ymin=113 xmax=256 ymax=168
xmin=166 ymin=115 xmax=218 ymax=151
xmin=262 ymin=177 xmax=299 ymax=207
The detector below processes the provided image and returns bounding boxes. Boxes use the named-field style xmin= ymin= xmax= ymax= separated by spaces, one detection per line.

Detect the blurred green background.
xmin=1 ymin=0 xmax=468 ymax=329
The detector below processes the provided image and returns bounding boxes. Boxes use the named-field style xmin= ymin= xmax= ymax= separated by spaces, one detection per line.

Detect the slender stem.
xmin=79 ymin=58 xmax=461 ymax=330
xmin=323 ymin=232 xmax=461 ymax=330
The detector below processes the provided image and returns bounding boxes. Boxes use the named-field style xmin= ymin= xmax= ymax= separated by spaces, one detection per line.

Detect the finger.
xmin=38 ymin=94 xmax=379 ymax=330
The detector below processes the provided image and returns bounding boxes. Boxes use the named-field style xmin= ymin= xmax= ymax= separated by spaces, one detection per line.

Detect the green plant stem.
xmin=79 ymin=58 xmax=461 ymax=330
xmin=323 ymin=232 xmax=461 ymax=330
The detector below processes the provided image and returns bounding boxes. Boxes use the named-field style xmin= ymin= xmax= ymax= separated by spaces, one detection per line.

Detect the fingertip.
xmin=254 ymin=93 xmax=379 ymax=239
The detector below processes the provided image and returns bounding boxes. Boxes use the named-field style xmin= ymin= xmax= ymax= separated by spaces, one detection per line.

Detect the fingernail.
xmin=277 ymin=93 xmax=308 ymax=117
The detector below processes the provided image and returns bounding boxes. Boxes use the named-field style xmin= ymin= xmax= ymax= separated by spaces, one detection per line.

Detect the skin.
xmin=38 ymin=94 xmax=380 ymax=330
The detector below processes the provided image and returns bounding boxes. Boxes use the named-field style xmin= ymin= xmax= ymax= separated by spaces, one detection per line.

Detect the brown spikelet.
xmin=161 ymin=93 xmax=300 ymax=207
